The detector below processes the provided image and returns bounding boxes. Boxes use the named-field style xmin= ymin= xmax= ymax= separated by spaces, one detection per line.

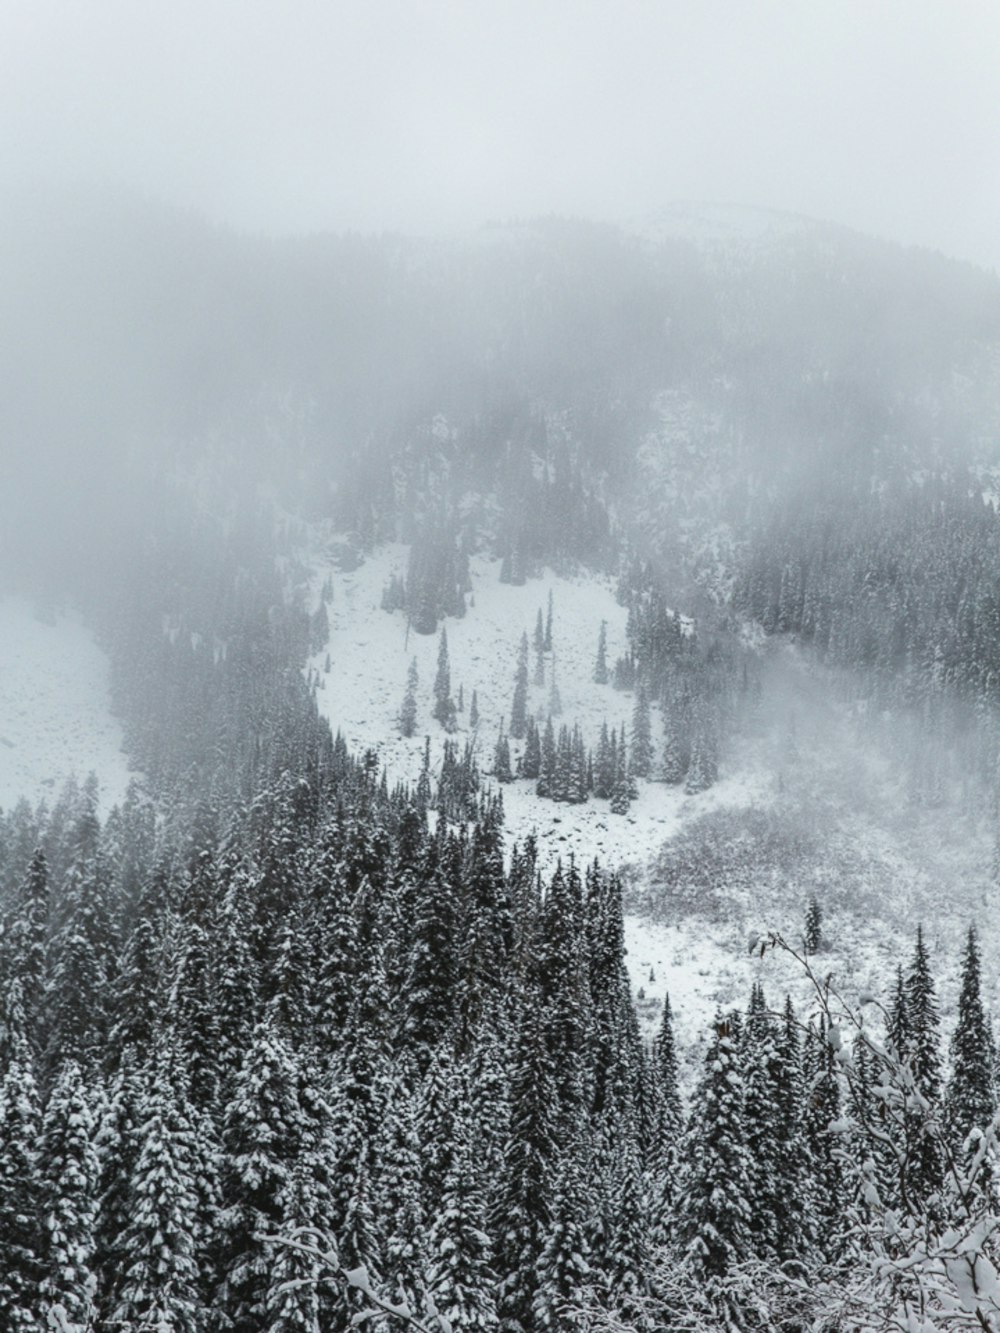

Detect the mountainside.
xmin=4 ymin=191 xmax=1000 ymax=1328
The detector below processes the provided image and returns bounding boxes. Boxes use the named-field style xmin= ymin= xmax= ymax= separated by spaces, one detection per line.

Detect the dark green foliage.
xmin=400 ymin=656 xmax=419 ymax=736
xmin=593 ymin=620 xmax=608 ymax=684
xmin=946 ymin=927 xmax=996 ymax=1147
xmin=805 ymin=893 xmax=823 ymax=954
xmin=521 ymin=717 xmax=541 ymax=779
xmin=673 ymin=1012 xmax=752 ymax=1278
xmin=433 ymin=627 xmax=457 ymax=731
xmin=510 ymin=631 xmax=530 ymax=739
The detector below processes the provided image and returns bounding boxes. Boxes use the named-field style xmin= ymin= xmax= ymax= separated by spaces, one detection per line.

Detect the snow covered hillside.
xmin=0 ymin=596 xmax=133 ymax=814
xmin=304 ymin=544 xmax=1000 ymax=1074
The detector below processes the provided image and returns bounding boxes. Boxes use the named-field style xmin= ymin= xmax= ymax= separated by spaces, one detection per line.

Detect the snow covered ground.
xmin=306 ymin=544 xmax=766 ymax=873
xmin=304 ymin=543 xmax=998 ymax=1077
xmin=0 ymin=596 xmax=133 ymax=814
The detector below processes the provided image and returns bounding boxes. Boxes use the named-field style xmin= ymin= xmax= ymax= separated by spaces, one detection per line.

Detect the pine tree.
xmin=630 ymin=681 xmax=653 ymax=778
xmin=593 ymin=620 xmax=608 ymax=684
xmin=494 ymin=985 xmax=559 ymax=1331
xmin=648 ymin=993 xmax=684 ymax=1242
xmin=946 ymin=926 xmax=996 ymax=1149
xmin=425 ymin=1114 xmax=498 ymax=1331
xmin=741 ymin=985 xmax=783 ymax=1260
xmin=904 ymin=924 xmax=943 ymax=1205
xmin=494 ymin=730 xmax=513 ymax=783
xmin=537 ymin=718 xmax=557 ymax=799
xmin=433 ymin=628 xmax=457 ymax=731
xmin=609 ymin=741 xmax=632 ymax=816
xmin=400 ymin=657 xmax=419 ymax=737
xmin=544 ymin=590 xmax=554 ymax=653
xmin=469 ymin=688 xmax=480 ymax=729
xmin=510 ymin=632 xmax=530 ymax=739
xmin=660 ymin=715 xmax=687 ymax=784
xmin=375 ymin=1075 xmax=426 ymax=1315
xmin=547 ymin=658 xmax=562 ymax=717
xmin=532 ymin=1149 xmax=591 ymax=1332
xmin=805 ymin=894 xmax=823 ymax=954
xmin=39 ymin=1060 xmax=99 ymax=1333
xmin=533 ymin=609 xmax=546 ymax=687
xmin=0 ymin=1026 xmax=44 ymax=1330
xmin=802 ymin=1018 xmax=844 ymax=1258
xmin=218 ymin=1019 xmax=305 ymax=1328
xmin=401 ymin=844 xmax=456 ymax=1061
xmin=593 ymin=722 xmax=614 ymax=799
xmin=672 ymin=1012 xmax=751 ymax=1279
xmin=521 ymin=718 xmax=541 ymax=780
xmin=111 ymin=1060 xmax=205 ymax=1333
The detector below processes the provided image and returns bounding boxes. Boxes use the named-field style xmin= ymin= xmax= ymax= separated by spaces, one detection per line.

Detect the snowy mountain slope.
xmin=305 ymin=544 xmax=764 ymax=869
xmin=303 ymin=543 xmax=999 ymax=1081
xmin=0 ymin=596 xmax=133 ymax=814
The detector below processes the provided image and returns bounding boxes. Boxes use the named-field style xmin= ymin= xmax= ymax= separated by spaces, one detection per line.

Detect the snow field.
xmin=0 ymin=596 xmax=133 ymax=814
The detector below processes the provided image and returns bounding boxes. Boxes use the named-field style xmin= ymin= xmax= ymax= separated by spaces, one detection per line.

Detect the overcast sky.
xmin=3 ymin=0 xmax=999 ymax=270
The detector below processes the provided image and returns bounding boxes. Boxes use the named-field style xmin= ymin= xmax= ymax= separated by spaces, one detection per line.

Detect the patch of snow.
xmin=0 ymin=597 xmax=133 ymax=814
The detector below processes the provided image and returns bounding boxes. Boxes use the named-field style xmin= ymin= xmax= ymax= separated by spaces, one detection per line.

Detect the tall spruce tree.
xmin=904 ymin=924 xmax=943 ymax=1205
xmin=630 ymin=681 xmax=653 ymax=778
xmin=39 ymin=1060 xmax=99 ymax=1333
xmin=0 ymin=1023 xmax=44 ymax=1331
xmin=946 ymin=926 xmax=996 ymax=1149
xmin=510 ymin=632 xmax=530 ymax=739
xmin=433 ymin=628 xmax=457 ymax=731
xmin=673 ymin=1011 xmax=751 ymax=1279
xmin=593 ymin=621 xmax=608 ymax=685
xmin=400 ymin=657 xmax=419 ymax=737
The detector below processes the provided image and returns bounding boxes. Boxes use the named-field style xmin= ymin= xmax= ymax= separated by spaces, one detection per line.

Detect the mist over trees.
xmin=4 ymin=188 xmax=1000 ymax=1326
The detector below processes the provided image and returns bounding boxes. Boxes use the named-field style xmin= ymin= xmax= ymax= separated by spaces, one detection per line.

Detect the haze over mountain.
xmin=3 ymin=6 xmax=1000 ymax=1324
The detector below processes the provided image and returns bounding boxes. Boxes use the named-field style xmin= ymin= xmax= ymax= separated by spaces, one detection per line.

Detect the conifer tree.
xmin=805 ymin=893 xmax=823 ymax=954
xmin=741 ymin=985 xmax=783 ymax=1260
xmin=537 ymin=718 xmax=557 ymax=799
xmin=593 ymin=620 xmax=608 ymax=684
xmin=660 ymin=715 xmax=687 ymax=784
xmin=533 ymin=1149 xmax=591 ymax=1332
xmin=534 ymin=609 xmax=546 ymax=687
xmin=112 ymin=1061 xmax=205 ymax=1333
xmin=0 ymin=1024 xmax=44 ymax=1330
xmin=602 ymin=1140 xmax=650 ymax=1325
xmin=401 ymin=845 xmax=456 ymax=1061
xmin=375 ymin=1074 xmax=427 ymax=1314
xmin=510 ymin=632 xmax=530 ymax=739
xmin=630 ymin=681 xmax=653 ymax=778
xmin=262 ymin=1160 xmax=327 ymax=1333
xmin=544 ymin=590 xmax=554 ymax=652
xmin=433 ymin=628 xmax=457 ymax=731
xmin=672 ymin=1011 xmax=751 ymax=1279
xmin=594 ymin=722 xmax=614 ymax=799
xmin=218 ymin=1019 xmax=305 ymax=1328
xmin=400 ymin=657 xmax=419 ymax=737
xmin=648 ymin=993 xmax=683 ymax=1239
xmin=802 ymin=1018 xmax=844 ymax=1257
xmin=469 ymin=688 xmax=480 ymax=729
xmin=904 ymin=924 xmax=943 ymax=1204
xmin=39 ymin=1060 xmax=99 ymax=1333
xmin=521 ymin=717 xmax=541 ymax=780
xmin=494 ymin=729 xmax=513 ymax=783
xmin=425 ymin=1113 xmax=498 ymax=1332
xmin=548 ymin=658 xmax=563 ymax=717
xmin=494 ymin=984 xmax=559 ymax=1331
xmin=946 ymin=926 xmax=996 ymax=1148
xmin=14 ymin=848 xmax=49 ymax=1054
xmin=609 ymin=744 xmax=632 ymax=816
